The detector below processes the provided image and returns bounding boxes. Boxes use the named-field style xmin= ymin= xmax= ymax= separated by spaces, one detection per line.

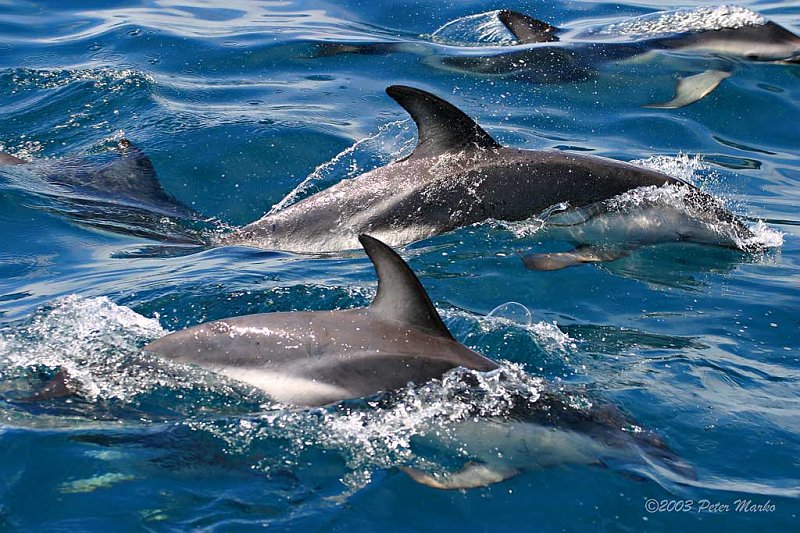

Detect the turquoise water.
xmin=1 ymin=1 xmax=799 ymax=530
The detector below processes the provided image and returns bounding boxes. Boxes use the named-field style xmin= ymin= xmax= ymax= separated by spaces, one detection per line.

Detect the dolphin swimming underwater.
xmin=221 ymin=85 xmax=759 ymax=267
xmin=316 ymin=5 xmax=800 ymax=107
xmin=0 ymin=139 xmax=197 ymax=219
xmin=145 ymin=234 xmax=692 ymax=488
xmin=0 ymin=139 xmax=203 ymax=242
xmin=399 ymin=385 xmax=693 ymax=489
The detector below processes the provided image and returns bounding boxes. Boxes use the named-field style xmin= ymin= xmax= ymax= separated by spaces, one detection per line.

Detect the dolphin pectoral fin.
xmin=401 ymin=462 xmax=521 ymax=490
xmin=0 ymin=151 xmax=28 ymax=165
xmin=644 ymin=70 xmax=732 ymax=109
xmin=498 ymin=10 xmax=560 ymax=44
xmin=522 ymin=245 xmax=633 ymax=271
xmin=385 ymin=86 xmax=500 ymax=160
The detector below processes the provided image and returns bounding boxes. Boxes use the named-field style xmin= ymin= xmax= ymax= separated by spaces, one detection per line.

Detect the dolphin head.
xmin=732 ymin=21 xmax=800 ymax=62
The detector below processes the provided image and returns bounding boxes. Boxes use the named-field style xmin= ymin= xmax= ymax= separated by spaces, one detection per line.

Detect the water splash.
xmin=430 ymin=11 xmax=517 ymax=46
xmin=631 ymin=153 xmax=706 ymax=185
xmin=268 ymin=119 xmax=414 ymax=214
xmin=583 ymin=5 xmax=767 ymax=40
xmin=190 ymin=363 xmax=545 ymax=492
xmin=0 ymin=296 xmax=166 ymax=400
xmin=443 ymin=307 xmax=578 ymax=354
xmin=487 ymin=302 xmax=532 ymax=326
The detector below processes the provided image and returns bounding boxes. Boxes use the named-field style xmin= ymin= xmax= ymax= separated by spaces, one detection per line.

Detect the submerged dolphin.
xmin=221 ymin=85 xmax=759 ymax=267
xmin=401 ymin=387 xmax=693 ymax=489
xmin=317 ymin=6 xmax=800 ymax=107
xmin=0 ymin=140 xmax=203 ymax=242
xmin=145 ymin=234 xmax=691 ymax=488
xmin=0 ymin=140 xmax=197 ymax=219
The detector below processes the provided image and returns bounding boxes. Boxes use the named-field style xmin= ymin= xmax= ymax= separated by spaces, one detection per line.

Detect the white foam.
xmin=587 ymin=5 xmax=767 ymax=39
xmin=0 ymin=295 xmax=167 ymax=400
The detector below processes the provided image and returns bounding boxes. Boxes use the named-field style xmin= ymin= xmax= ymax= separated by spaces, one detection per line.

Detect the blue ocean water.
xmin=1 ymin=0 xmax=799 ymax=530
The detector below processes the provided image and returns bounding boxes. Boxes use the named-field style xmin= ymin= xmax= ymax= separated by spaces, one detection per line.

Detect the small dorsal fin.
xmin=0 ymin=151 xmax=28 ymax=165
xmin=359 ymin=234 xmax=454 ymax=339
xmin=385 ymin=85 xmax=499 ymax=160
xmin=498 ymin=10 xmax=560 ymax=44
xmin=101 ymin=139 xmax=176 ymax=203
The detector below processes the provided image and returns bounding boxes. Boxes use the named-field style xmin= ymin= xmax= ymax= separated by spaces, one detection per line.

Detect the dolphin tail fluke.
xmin=402 ymin=462 xmax=521 ymax=490
xmin=522 ymin=245 xmax=632 ymax=271
xmin=497 ymin=10 xmax=560 ymax=44
xmin=644 ymin=70 xmax=732 ymax=109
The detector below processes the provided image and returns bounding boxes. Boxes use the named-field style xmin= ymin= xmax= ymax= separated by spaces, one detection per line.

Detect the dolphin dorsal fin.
xmin=385 ymin=85 xmax=499 ymax=160
xmin=359 ymin=234 xmax=454 ymax=339
xmin=498 ymin=10 xmax=560 ymax=44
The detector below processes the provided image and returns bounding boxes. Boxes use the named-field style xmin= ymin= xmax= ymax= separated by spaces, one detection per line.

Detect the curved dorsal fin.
xmin=498 ymin=10 xmax=560 ymax=44
xmin=385 ymin=85 xmax=499 ymax=160
xmin=0 ymin=151 xmax=28 ymax=165
xmin=359 ymin=234 xmax=454 ymax=339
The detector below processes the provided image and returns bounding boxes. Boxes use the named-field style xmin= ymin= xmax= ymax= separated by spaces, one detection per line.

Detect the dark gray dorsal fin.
xmin=385 ymin=85 xmax=499 ymax=160
xmin=359 ymin=234 xmax=454 ymax=339
xmin=103 ymin=139 xmax=175 ymax=203
xmin=0 ymin=151 xmax=28 ymax=165
xmin=498 ymin=10 xmax=560 ymax=44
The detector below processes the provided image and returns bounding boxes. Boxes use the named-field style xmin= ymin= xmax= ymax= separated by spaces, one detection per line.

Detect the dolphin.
xmin=316 ymin=6 xmax=800 ymax=107
xmin=145 ymin=234 xmax=499 ymax=407
xmin=144 ymin=234 xmax=691 ymax=488
xmin=400 ymin=386 xmax=694 ymax=489
xmin=0 ymin=139 xmax=204 ymax=242
xmin=221 ymin=85 xmax=759 ymax=267
xmin=1 ymin=86 xmax=760 ymax=264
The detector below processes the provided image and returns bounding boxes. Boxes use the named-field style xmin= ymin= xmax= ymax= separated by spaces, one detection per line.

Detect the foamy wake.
xmin=0 ymin=296 xmax=176 ymax=401
xmin=586 ymin=5 xmax=767 ymax=39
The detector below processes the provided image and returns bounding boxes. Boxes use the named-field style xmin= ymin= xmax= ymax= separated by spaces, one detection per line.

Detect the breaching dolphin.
xmin=221 ymin=85 xmax=759 ymax=267
xmin=144 ymin=234 xmax=692 ymax=488
xmin=316 ymin=5 xmax=800 ymax=107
